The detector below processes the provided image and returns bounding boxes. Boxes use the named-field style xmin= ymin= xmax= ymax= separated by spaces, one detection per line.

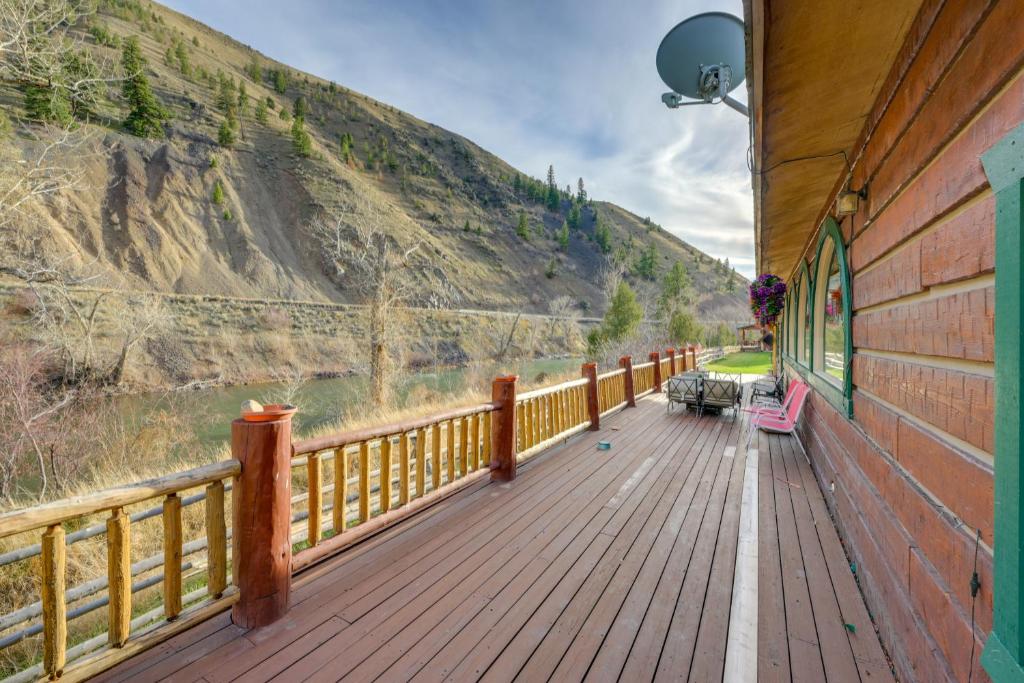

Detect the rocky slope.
xmin=5 ymin=0 xmax=750 ymax=321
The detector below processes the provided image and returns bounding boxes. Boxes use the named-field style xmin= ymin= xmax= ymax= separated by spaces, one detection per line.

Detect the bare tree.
xmin=600 ymin=263 xmax=624 ymax=304
xmin=547 ymin=295 xmax=576 ymax=343
xmin=310 ymin=199 xmax=419 ymax=408
xmin=109 ymin=294 xmax=167 ymax=384
xmin=0 ymin=342 xmax=86 ymax=502
xmin=491 ymin=312 xmax=521 ymax=363
xmin=1 ymin=0 xmax=117 ymax=116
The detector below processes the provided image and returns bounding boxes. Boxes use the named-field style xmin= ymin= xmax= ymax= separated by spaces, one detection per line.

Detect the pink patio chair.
xmin=743 ymin=380 xmax=806 ymax=420
xmin=746 ymin=382 xmax=810 ymax=448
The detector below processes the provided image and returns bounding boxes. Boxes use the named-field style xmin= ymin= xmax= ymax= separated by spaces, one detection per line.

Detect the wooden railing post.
xmin=619 ymin=356 xmax=636 ymax=407
xmin=650 ymin=351 xmax=662 ymax=392
xmin=689 ymin=345 xmax=697 ymax=370
xmin=582 ymin=363 xmax=600 ymax=430
xmin=490 ymin=375 xmax=518 ymax=481
xmin=667 ymin=348 xmax=677 ymax=376
xmin=231 ymin=410 xmax=294 ymax=629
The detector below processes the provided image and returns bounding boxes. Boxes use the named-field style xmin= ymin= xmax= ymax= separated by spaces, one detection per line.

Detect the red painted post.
xmin=231 ymin=411 xmax=294 ymax=629
xmin=582 ymin=363 xmax=600 ymax=430
xmin=490 ymin=375 xmax=518 ymax=482
xmin=619 ymin=356 xmax=636 ymax=407
xmin=650 ymin=351 xmax=662 ymax=392
xmin=689 ymin=345 xmax=698 ymax=370
xmin=667 ymin=348 xmax=677 ymax=376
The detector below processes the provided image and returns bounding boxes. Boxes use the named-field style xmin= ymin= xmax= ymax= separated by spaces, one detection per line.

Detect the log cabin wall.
xmin=779 ymin=2 xmax=1023 ymax=680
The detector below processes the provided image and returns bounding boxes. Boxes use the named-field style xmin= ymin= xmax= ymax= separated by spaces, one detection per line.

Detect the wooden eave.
xmin=744 ymin=0 xmax=924 ymax=279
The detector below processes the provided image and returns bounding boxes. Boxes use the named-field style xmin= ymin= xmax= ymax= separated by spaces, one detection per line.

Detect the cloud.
xmin=163 ymin=0 xmax=755 ymax=276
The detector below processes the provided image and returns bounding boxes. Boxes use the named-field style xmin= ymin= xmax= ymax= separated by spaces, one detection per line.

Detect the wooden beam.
xmin=107 ymin=508 xmax=131 ymax=646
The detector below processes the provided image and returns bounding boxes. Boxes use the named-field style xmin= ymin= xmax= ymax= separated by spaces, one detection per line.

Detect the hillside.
xmin=2 ymin=0 xmax=749 ymax=322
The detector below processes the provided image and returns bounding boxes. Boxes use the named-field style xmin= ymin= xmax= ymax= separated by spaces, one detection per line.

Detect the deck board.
xmin=95 ymin=391 xmax=894 ymax=683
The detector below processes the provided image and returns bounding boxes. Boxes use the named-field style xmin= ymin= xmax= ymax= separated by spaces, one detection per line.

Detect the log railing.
xmin=0 ymin=346 xmax=721 ymax=680
xmin=514 ymin=378 xmax=591 ymax=461
xmin=288 ymin=402 xmax=500 ymax=571
xmin=660 ymin=352 xmax=673 ymax=381
xmin=596 ymin=368 xmax=628 ymax=416
xmin=0 ymin=461 xmax=239 ymax=682
xmin=632 ymin=361 xmax=656 ymax=397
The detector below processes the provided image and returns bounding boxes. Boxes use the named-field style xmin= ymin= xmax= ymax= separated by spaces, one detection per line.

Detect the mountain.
xmin=4 ymin=0 xmax=750 ymax=322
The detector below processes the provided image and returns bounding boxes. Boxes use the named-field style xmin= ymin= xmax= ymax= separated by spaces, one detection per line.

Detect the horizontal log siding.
xmin=795 ymin=391 xmax=989 ymax=682
xmin=781 ymin=2 xmax=1019 ymax=680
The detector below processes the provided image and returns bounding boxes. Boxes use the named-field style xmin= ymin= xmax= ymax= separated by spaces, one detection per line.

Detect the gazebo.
xmin=737 ymin=323 xmax=761 ymax=351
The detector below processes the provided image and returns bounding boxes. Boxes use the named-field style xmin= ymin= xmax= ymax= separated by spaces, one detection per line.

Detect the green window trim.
xmin=981 ymin=121 xmax=1024 ymax=682
xmin=797 ymin=259 xmax=813 ymax=368
xmin=809 ymin=217 xmax=854 ymax=418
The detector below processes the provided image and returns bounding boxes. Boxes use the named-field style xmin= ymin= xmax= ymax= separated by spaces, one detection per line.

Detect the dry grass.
xmin=0 ymin=361 xmax=585 ymax=676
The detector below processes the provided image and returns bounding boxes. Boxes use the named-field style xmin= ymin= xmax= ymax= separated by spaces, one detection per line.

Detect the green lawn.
xmin=704 ymin=351 xmax=772 ymax=376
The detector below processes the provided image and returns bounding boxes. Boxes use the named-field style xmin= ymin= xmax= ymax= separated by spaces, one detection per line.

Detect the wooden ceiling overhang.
xmin=743 ymin=0 xmax=924 ymax=279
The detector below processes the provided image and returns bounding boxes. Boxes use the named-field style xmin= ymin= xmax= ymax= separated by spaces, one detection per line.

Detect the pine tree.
xmin=634 ymin=243 xmax=658 ymax=280
xmin=516 ymin=212 xmax=530 ymax=240
xmin=728 ymin=267 xmax=737 ymax=293
xmin=546 ymin=164 xmax=556 ymax=191
xmin=174 ymin=40 xmax=190 ymax=76
xmin=513 ymin=173 xmax=522 ymax=193
xmin=668 ymin=310 xmax=702 ymax=345
xmin=602 ymin=282 xmax=643 ymax=341
xmin=557 ymin=221 xmax=569 ymax=251
xmin=291 ymin=117 xmax=312 ymax=156
xmin=567 ymin=203 xmax=581 ymax=231
xmin=211 ymin=181 xmax=224 ymax=205
xmin=217 ymin=118 xmax=235 ymax=147
xmin=662 ymin=261 xmax=692 ymax=300
xmin=293 ymin=96 xmax=306 ymax=121
xmin=576 ymin=177 xmax=587 ymax=203
xmin=255 ymin=97 xmax=268 ymax=124
xmin=594 ymin=212 xmax=612 ymax=254
xmin=273 ymin=69 xmax=287 ymax=94
xmin=237 ymin=81 xmax=248 ymax=116
xmin=339 ymin=132 xmax=354 ymax=163
xmin=24 ymin=85 xmax=72 ymax=125
xmin=244 ymin=58 xmax=261 ymax=82
xmin=546 ymin=184 xmax=560 ymax=211
xmin=121 ymin=37 xmax=168 ymax=138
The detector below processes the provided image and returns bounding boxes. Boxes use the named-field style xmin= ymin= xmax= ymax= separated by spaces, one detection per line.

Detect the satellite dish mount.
xmin=656 ymin=12 xmax=749 ymax=118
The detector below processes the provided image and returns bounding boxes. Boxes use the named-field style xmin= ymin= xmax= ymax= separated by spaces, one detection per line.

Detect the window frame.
xmin=809 ymin=217 xmax=853 ymax=415
xmin=795 ymin=260 xmax=812 ymax=367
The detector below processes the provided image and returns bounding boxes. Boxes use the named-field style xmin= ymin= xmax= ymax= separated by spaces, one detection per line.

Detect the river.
xmin=118 ymin=357 xmax=583 ymax=451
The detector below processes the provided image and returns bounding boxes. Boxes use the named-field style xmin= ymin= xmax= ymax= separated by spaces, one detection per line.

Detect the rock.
xmin=241 ymin=399 xmax=263 ymax=414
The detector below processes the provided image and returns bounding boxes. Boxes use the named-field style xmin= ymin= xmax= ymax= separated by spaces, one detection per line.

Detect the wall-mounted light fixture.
xmin=835 ymin=186 xmax=867 ymax=217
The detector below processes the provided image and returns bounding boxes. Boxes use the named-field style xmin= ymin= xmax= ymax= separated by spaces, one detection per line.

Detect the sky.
xmin=163 ymin=0 xmax=755 ymax=277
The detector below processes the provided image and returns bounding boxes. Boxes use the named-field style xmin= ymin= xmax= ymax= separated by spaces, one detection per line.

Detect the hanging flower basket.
xmin=749 ymin=273 xmax=786 ymax=326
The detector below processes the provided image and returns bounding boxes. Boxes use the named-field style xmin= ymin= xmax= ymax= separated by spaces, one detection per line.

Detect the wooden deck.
xmin=94 ymin=394 xmax=893 ymax=682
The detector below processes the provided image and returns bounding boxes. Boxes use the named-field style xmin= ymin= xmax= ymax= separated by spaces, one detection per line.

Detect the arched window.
xmin=811 ymin=218 xmax=852 ymax=409
xmin=789 ymin=277 xmax=800 ymax=358
xmin=802 ymin=269 xmax=812 ymax=366
xmin=794 ymin=261 xmax=812 ymax=366
xmin=782 ymin=292 xmax=790 ymax=356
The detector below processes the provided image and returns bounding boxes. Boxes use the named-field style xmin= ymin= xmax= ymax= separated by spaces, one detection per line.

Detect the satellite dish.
xmin=656 ymin=12 xmax=748 ymax=117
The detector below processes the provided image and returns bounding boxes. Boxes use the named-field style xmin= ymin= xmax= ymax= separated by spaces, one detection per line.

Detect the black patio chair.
xmin=667 ymin=373 xmax=703 ymax=414
xmin=702 ymin=373 xmax=741 ymax=419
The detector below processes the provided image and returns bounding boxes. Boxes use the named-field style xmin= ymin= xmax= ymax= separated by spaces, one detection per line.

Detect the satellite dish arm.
xmin=722 ymin=95 xmax=749 ymax=117
xmin=661 ymin=90 xmax=749 ymax=118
